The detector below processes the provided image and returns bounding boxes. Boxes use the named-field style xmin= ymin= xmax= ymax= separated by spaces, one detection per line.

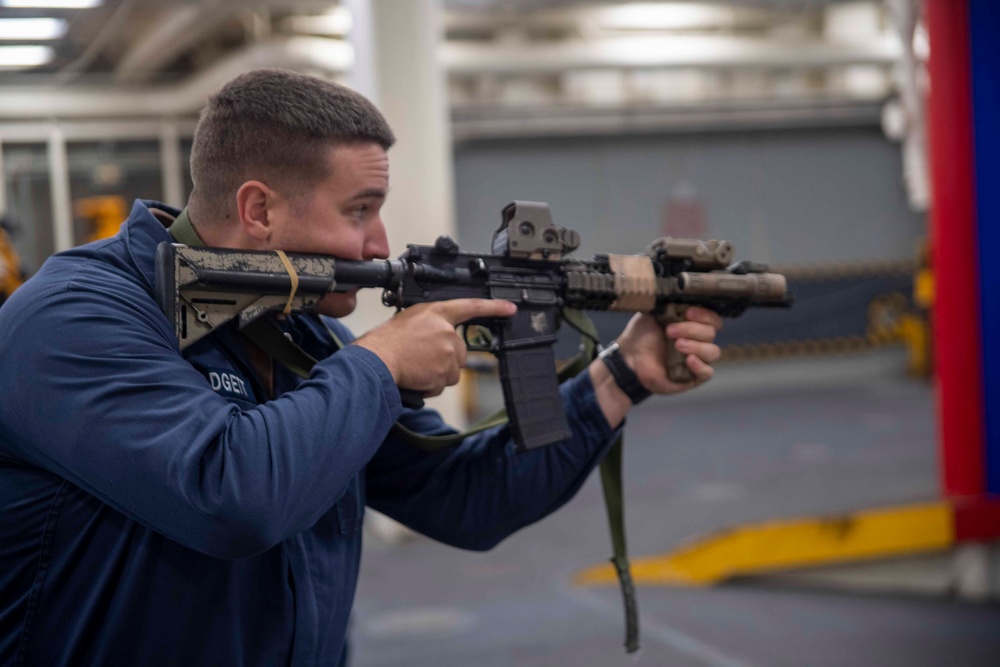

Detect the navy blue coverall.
xmin=0 ymin=200 xmax=620 ymax=666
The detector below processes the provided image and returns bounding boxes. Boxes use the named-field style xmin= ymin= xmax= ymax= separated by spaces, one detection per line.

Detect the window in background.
xmin=67 ymin=140 xmax=162 ymax=245
xmin=2 ymin=143 xmax=54 ymax=275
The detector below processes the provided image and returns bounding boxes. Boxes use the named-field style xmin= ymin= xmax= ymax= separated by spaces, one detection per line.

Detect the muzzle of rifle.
xmin=676 ymin=271 xmax=789 ymax=302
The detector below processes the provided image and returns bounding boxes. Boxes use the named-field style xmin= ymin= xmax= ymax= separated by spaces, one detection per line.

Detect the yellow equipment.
xmin=75 ymin=196 xmax=128 ymax=243
xmin=0 ymin=226 xmax=24 ymax=301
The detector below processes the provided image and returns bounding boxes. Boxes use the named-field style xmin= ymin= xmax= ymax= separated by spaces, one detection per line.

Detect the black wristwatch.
xmin=598 ymin=342 xmax=652 ymax=405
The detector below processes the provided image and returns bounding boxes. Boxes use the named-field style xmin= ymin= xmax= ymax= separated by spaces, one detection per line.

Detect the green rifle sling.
xmin=561 ymin=308 xmax=640 ymax=654
xmin=167 ymin=208 xmax=203 ymax=246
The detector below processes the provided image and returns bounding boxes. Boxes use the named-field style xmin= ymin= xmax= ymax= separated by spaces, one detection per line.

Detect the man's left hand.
xmin=589 ymin=306 xmax=723 ymax=429
xmin=617 ymin=306 xmax=723 ymax=395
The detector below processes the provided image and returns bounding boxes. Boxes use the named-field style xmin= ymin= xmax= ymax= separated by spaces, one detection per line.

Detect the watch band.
xmin=598 ymin=342 xmax=652 ymax=405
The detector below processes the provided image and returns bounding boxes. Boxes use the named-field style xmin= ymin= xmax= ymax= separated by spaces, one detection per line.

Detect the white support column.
xmin=160 ymin=120 xmax=185 ymax=207
xmin=344 ymin=0 xmax=463 ymax=426
xmin=344 ymin=0 xmax=377 ymax=104
xmin=341 ymin=0 xmax=383 ymax=339
xmin=371 ymin=0 xmax=454 ymax=250
xmin=47 ymin=124 xmax=73 ymax=252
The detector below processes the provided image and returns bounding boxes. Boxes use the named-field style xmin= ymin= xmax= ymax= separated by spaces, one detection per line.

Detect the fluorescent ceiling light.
xmin=0 ymin=45 xmax=54 ymax=68
xmin=0 ymin=18 xmax=67 ymax=40
xmin=596 ymin=3 xmax=736 ymax=31
xmin=1 ymin=0 xmax=102 ymax=7
xmin=286 ymin=7 xmax=353 ymax=37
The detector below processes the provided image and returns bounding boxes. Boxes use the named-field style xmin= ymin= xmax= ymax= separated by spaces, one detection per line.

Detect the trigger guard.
xmin=461 ymin=324 xmax=495 ymax=353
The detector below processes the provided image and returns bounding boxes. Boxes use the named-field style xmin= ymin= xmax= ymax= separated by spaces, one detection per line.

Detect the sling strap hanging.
xmin=167 ymin=209 xmax=640 ymax=653
xmin=247 ymin=310 xmax=641 ymax=654
xmin=561 ymin=309 xmax=640 ymax=654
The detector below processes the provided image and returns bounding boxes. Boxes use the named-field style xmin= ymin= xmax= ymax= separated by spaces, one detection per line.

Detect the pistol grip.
xmin=399 ymin=388 xmax=426 ymax=410
xmin=661 ymin=304 xmax=694 ymax=384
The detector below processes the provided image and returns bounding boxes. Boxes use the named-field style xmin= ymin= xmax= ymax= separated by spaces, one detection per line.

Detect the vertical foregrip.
xmin=497 ymin=343 xmax=571 ymax=451
xmin=661 ymin=303 xmax=694 ymax=384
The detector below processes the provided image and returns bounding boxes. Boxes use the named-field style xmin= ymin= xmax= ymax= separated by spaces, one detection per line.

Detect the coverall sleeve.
xmin=0 ymin=274 xmax=404 ymax=559
xmin=364 ymin=371 xmax=620 ymax=551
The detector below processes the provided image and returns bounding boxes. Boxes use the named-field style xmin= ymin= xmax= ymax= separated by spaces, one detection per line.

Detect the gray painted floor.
xmin=349 ymin=349 xmax=1000 ymax=666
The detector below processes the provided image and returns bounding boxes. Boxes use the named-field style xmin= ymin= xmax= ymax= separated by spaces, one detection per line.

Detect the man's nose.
xmin=364 ymin=217 xmax=390 ymax=260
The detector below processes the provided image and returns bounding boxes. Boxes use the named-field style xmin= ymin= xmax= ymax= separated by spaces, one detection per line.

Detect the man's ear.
xmin=235 ymin=180 xmax=275 ymax=242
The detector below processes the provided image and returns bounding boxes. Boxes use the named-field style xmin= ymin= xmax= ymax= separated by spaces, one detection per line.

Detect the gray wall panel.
xmin=453 ymin=127 xmax=925 ymax=266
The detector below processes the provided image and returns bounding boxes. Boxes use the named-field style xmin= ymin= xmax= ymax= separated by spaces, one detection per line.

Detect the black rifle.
xmin=155 ymin=201 xmax=792 ymax=451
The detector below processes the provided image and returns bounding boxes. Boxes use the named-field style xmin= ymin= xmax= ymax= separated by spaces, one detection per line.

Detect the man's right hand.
xmin=353 ymin=299 xmax=517 ymax=397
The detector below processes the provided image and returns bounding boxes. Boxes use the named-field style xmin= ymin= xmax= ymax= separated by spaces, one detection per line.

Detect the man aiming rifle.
xmin=0 ymin=69 xmax=724 ymax=666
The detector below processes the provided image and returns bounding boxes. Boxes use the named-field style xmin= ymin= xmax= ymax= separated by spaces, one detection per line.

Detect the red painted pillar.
xmin=925 ymin=0 xmax=986 ymax=497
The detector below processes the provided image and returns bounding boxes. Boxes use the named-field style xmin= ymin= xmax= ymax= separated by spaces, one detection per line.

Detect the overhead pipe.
xmin=0 ymin=37 xmax=352 ymax=119
xmin=113 ymin=0 xmax=333 ymax=84
xmin=442 ymin=34 xmax=902 ymax=75
xmin=0 ymin=28 xmax=904 ymax=120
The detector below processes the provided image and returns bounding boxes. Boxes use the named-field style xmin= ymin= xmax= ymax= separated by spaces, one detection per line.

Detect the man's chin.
xmin=315 ymin=293 xmax=356 ymax=318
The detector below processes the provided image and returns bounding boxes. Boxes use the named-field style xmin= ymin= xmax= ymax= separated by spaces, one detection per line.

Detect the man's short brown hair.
xmin=189 ymin=68 xmax=395 ymax=221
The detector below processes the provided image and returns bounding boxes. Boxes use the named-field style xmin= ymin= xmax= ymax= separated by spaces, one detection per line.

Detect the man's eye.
xmin=352 ymin=206 xmax=368 ymax=219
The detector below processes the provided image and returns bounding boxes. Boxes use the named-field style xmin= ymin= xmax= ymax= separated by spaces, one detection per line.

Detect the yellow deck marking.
xmin=575 ymin=502 xmax=953 ymax=587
